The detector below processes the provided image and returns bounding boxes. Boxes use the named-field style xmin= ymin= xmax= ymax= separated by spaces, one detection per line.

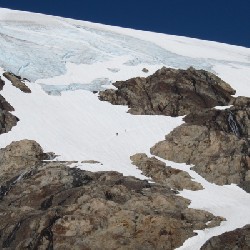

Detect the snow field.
xmin=0 ymin=68 xmax=183 ymax=179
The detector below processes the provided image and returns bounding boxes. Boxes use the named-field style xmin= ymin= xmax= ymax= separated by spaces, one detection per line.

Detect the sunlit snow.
xmin=0 ymin=68 xmax=183 ymax=179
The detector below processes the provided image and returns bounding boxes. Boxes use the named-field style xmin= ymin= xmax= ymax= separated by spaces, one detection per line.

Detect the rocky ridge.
xmin=0 ymin=140 xmax=223 ymax=250
xmin=0 ymin=76 xmax=19 ymax=135
xmin=3 ymin=72 xmax=31 ymax=93
xmin=130 ymin=153 xmax=203 ymax=191
xmin=151 ymin=97 xmax=250 ymax=187
xmin=99 ymin=67 xmax=250 ymax=188
xmin=99 ymin=66 xmax=235 ymax=116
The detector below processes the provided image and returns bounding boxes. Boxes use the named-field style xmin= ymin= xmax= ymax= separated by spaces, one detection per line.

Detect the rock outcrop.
xmin=0 ymin=76 xmax=19 ymax=135
xmin=3 ymin=72 xmax=31 ymax=93
xmin=99 ymin=67 xmax=235 ymax=116
xmin=0 ymin=76 xmax=5 ymax=90
xmin=99 ymin=66 xmax=249 ymax=187
xmin=151 ymin=97 xmax=250 ymax=187
xmin=130 ymin=153 xmax=203 ymax=191
xmin=201 ymin=225 xmax=250 ymax=250
xmin=0 ymin=140 xmax=44 ymax=181
xmin=0 ymin=140 xmax=223 ymax=250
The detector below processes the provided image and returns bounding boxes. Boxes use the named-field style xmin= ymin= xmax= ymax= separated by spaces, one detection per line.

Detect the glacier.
xmin=1 ymin=8 xmax=250 ymax=96
xmin=0 ymin=11 xmax=212 ymax=81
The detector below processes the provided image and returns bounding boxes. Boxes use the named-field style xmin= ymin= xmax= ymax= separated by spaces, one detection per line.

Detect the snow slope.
xmin=1 ymin=8 xmax=250 ymax=250
xmin=0 ymin=67 xmax=183 ymax=179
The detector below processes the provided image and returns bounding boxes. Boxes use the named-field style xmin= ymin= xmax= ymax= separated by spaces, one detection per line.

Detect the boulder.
xmin=0 ymin=140 xmax=44 ymax=183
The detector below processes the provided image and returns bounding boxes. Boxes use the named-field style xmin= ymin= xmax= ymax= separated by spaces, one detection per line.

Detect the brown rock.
xmin=3 ymin=72 xmax=31 ymax=93
xmin=130 ymin=153 xmax=203 ymax=191
xmin=0 ymin=140 xmax=44 ymax=182
xmin=0 ymin=73 xmax=19 ymax=135
xmin=0 ymin=94 xmax=18 ymax=135
xmin=151 ymin=99 xmax=250 ymax=186
xmin=0 ymin=140 xmax=223 ymax=250
xmin=0 ymin=94 xmax=14 ymax=112
xmin=99 ymin=66 xmax=235 ymax=116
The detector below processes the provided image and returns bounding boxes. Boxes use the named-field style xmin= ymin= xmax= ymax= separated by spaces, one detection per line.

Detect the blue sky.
xmin=1 ymin=0 xmax=250 ymax=48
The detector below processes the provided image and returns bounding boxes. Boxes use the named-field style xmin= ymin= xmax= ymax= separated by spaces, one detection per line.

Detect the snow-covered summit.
xmin=0 ymin=8 xmax=250 ymax=95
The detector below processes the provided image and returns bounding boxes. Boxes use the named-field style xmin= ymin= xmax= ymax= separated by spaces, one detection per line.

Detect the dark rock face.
xmin=201 ymin=225 xmax=250 ymax=250
xmin=99 ymin=67 xmax=235 ymax=116
xmin=0 ymin=140 xmax=223 ymax=250
xmin=151 ymin=97 xmax=250 ymax=187
xmin=130 ymin=153 xmax=203 ymax=191
xmin=0 ymin=109 xmax=18 ymax=134
xmin=0 ymin=95 xmax=14 ymax=112
xmin=0 ymin=77 xmax=19 ymax=135
xmin=0 ymin=76 xmax=5 ymax=90
xmin=3 ymin=72 xmax=31 ymax=93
